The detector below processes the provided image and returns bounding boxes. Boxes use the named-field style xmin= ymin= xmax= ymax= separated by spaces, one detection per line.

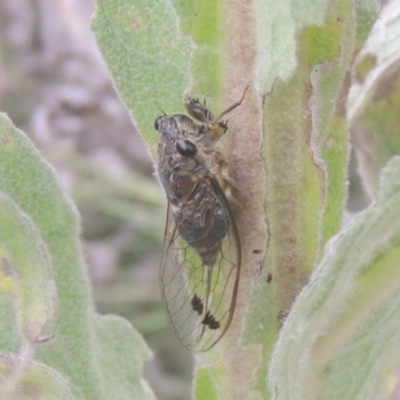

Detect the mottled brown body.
xmin=156 ymin=114 xmax=228 ymax=266
xmin=155 ymin=89 xmax=246 ymax=351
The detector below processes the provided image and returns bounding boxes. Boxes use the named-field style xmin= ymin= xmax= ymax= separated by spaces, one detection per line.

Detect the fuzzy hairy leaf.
xmin=349 ymin=2 xmax=400 ymax=197
xmin=269 ymin=156 xmax=400 ymax=400
xmin=0 ymin=113 xmax=153 ymax=399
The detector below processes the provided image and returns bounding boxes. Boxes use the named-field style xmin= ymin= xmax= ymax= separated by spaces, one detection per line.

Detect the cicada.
xmin=154 ymin=88 xmax=247 ymax=351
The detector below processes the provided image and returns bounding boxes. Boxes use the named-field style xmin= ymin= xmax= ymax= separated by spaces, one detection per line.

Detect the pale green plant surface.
xmin=349 ymin=1 xmax=400 ymax=197
xmin=269 ymin=156 xmax=400 ymax=400
xmin=0 ymin=353 xmax=74 ymax=400
xmin=91 ymin=0 xmax=193 ymax=153
xmin=0 ymin=113 xmax=153 ymax=399
xmin=90 ymin=0 xmax=400 ymax=400
xmin=0 ymin=191 xmax=57 ymax=345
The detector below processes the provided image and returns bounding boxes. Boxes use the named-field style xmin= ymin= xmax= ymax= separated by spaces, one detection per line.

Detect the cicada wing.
xmin=160 ymin=187 xmax=241 ymax=352
xmin=160 ymin=206 xmax=202 ymax=348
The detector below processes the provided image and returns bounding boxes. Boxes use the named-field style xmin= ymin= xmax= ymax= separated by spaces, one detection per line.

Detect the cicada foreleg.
xmin=210 ymin=86 xmax=249 ymax=126
xmin=185 ymin=86 xmax=249 ymax=141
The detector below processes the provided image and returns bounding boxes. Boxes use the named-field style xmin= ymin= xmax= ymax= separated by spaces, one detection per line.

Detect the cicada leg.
xmin=185 ymin=86 xmax=249 ymax=140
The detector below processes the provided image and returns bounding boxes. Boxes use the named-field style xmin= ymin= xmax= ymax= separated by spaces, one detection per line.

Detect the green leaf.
xmin=349 ymin=2 xmax=400 ymax=197
xmin=91 ymin=0 xmax=193 ymax=153
xmin=195 ymin=367 xmax=218 ymax=400
xmin=269 ymin=156 xmax=400 ymax=400
xmin=0 ymin=192 xmax=57 ymax=344
xmin=0 ymin=113 xmax=153 ymax=399
xmin=247 ymin=0 xmax=378 ymax=397
xmin=0 ymin=353 xmax=74 ymax=400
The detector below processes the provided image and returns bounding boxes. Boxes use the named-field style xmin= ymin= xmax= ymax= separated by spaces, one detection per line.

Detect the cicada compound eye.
xmin=176 ymin=139 xmax=197 ymax=158
xmin=154 ymin=116 xmax=163 ymax=131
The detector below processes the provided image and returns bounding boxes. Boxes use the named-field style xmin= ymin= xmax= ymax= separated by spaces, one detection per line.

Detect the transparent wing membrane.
xmin=160 ymin=198 xmax=240 ymax=352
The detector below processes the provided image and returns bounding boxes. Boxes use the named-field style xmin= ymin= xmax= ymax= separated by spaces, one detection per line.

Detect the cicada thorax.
xmin=157 ymin=119 xmax=228 ymax=267
xmin=154 ymin=89 xmax=247 ymax=351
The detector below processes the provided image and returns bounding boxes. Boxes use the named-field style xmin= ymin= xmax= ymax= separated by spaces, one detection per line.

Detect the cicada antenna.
xmin=154 ymin=101 xmax=167 ymax=116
